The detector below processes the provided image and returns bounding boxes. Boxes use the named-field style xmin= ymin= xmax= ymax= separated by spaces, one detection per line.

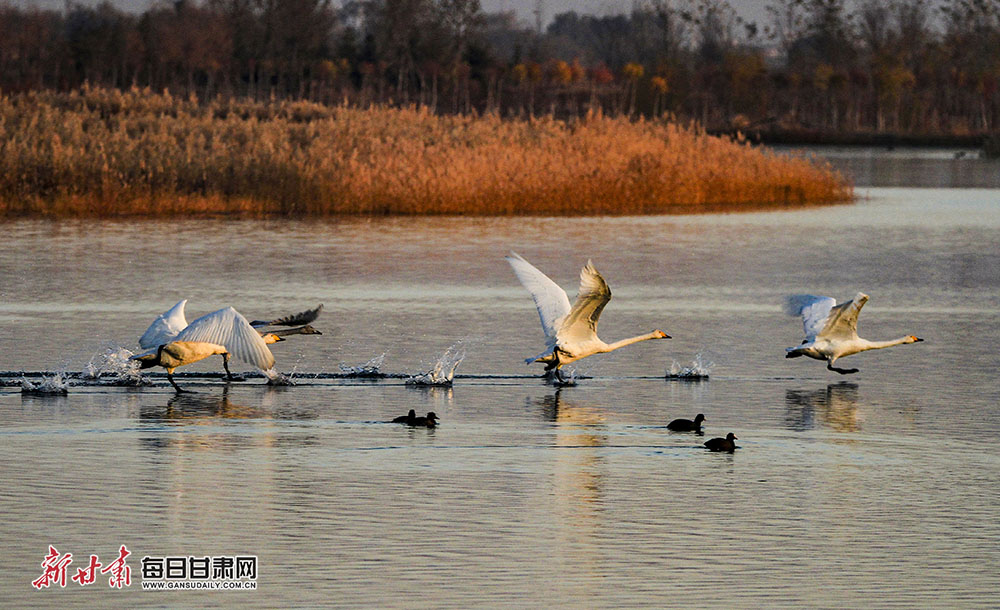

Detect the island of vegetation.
xmin=0 ymin=87 xmax=849 ymax=218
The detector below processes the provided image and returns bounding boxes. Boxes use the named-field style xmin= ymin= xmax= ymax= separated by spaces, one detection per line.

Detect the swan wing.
xmin=557 ymin=260 xmax=611 ymax=344
xmin=175 ymin=306 xmax=276 ymax=370
xmin=506 ymin=252 xmax=572 ymax=341
xmin=139 ymin=299 xmax=188 ymax=349
xmin=821 ymin=292 xmax=868 ymax=340
xmin=785 ymin=294 xmax=836 ymax=341
xmin=251 ymin=303 xmax=323 ymax=328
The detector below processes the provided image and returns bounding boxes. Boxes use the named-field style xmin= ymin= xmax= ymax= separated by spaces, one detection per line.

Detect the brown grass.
xmin=0 ymin=86 xmax=851 ymax=218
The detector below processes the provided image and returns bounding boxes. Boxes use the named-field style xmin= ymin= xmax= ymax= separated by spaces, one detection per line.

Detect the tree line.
xmin=1 ymin=0 xmax=998 ymax=137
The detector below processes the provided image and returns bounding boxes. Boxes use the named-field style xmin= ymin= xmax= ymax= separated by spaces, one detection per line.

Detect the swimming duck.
xmin=704 ymin=432 xmax=738 ymax=452
xmin=413 ymin=412 xmax=438 ymax=427
xmin=391 ymin=409 xmax=417 ymax=424
xmin=667 ymin=413 xmax=705 ymax=432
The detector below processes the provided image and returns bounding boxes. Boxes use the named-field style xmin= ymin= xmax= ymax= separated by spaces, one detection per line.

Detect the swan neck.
xmin=862 ymin=336 xmax=913 ymax=351
xmin=604 ymin=332 xmax=662 ymax=352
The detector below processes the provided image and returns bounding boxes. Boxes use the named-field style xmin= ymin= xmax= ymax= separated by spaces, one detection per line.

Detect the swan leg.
xmin=222 ymin=353 xmax=245 ymax=382
xmin=827 ymin=362 xmax=859 ymax=375
xmin=167 ymin=371 xmax=191 ymax=393
xmin=542 ymin=367 xmax=563 ymax=383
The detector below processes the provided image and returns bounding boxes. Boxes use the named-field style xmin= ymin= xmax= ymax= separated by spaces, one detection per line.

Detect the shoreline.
xmin=714 ymin=129 xmax=992 ymax=150
xmin=0 ymin=197 xmax=854 ymax=221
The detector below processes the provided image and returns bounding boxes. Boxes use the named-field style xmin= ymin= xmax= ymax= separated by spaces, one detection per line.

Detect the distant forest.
xmin=1 ymin=0 xmax=999 ymax=137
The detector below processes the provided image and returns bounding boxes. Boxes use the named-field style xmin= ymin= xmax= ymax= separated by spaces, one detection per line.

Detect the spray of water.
xmin=544 ymin=367 xmax=579 ymax=386
xmin=340 ymin=353 xmax=386 ymax=377
xmin=264 ymin=368 xmax=295 ymax=386
xmin=666 ymin=353 xmax=714 ymax=379
xmin=406 ymin=344 xmax=466 ymax=387
xmin=83 ymin=344 xmax=149 ymax=386
xmin=21 ymin=373 xmax=70 ymax=395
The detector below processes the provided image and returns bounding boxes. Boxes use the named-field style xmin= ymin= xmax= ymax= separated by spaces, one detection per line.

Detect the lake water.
xmin=1 ymin=150 xmax=999 ymax=607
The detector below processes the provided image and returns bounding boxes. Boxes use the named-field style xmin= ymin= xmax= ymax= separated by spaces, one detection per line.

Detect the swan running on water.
xmin=784 ymin=292 xmax=923 ymax=375
xmin=132 ymin=306 xmax=284 ymax=392
xmin=139 ymin=300 xmax=323 ymax=349
xmin=505 ymin=251 xmax=670 ymax=380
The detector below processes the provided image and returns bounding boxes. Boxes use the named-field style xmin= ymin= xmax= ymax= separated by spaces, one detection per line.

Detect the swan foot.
xmin=546 ymin=368 xmax=577 ymax=387
xmin=167 ymin=375 xmax=192 ymax=393
xmin=828 ymin=364 xmax=859 ymax=375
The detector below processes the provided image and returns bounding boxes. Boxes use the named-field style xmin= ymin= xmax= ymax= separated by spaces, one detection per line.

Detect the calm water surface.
xmin=1 ymin=162 xmax=999 ymax=607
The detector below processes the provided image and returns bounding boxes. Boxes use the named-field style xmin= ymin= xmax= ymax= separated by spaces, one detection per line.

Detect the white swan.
xmin=132 ymin=307 xmax=283 ymax=392
xmin=139 ymin=299 xmax=189 ymax=349
xmin=139 ymin=300 xmax=322 ymax=349
xmin=784 ymin=292 xmax=923 ymax=374
xmin=506 ymin=251 xmax=670 ymax=379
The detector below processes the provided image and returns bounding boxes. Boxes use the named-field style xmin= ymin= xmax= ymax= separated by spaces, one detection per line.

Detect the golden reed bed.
xmin=0 ymin=87 xmax=850 ymax=218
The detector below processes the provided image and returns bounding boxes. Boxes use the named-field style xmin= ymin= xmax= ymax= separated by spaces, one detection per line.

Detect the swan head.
xmin=652 ymin=329 xmax=671 ymax=339
xmin=906 ymin=335 xmax=923 ymax=344
xmin=261 ymin=333 xmax=285 ymax=345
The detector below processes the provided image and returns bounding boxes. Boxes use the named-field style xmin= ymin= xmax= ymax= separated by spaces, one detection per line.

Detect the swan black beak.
xmin=915 ymin=337 xmax=924 ymax=342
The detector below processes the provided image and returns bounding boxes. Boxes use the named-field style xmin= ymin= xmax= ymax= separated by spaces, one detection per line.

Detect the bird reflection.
xmin=530 ymin=389 xmax=607 ymax=558
xmin=139 ymin=386 xmax=268 ymax=422
xmin=533 ymin=388 xmax=607 ymax=429
xmin=136 ymin=386 xmax=323 ymax=453
xmin=411 ymin=385 xmax=454 ymax=410
xmin=785 ymin=382 xmax=861 ymax=432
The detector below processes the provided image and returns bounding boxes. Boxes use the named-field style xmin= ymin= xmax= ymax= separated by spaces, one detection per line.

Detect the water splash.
xmin=264 ymin=368 xmax=296 ymax=386
xmin=406 ymin=344 xmax=466 ymax=387
xmin=21 ymin=373 xmax=70 ymax=395
xmin=666 ymin=353 xmax=714 ymax=379
xmin=544 ymin=368 xmax=579 ymax=387
xmin=340 ymin=353 xmax=386 ymax=378
xmin=83 ymin=344 xmax=150 ymax=386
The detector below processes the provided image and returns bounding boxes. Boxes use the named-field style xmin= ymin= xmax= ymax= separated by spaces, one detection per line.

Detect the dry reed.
xmin=0 ymin=87 xmax=851 ymax=218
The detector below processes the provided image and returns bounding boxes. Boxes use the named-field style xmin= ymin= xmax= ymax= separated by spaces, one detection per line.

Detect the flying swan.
xmin=139 ymin=300 xmax=323 ymax=349
xmin=506 ymin=251 xmax=670 ymax=379
xmin=132 ymin=306 xmax=283 ymax=392
xmin=784 ymin=292 xmax=923 ymax=374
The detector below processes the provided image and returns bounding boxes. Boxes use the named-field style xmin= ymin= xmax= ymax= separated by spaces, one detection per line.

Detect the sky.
xmin=481 ymin=0 xmax=772 ymax=29
xmin=9 ymin=0 xmax=774 ymax=29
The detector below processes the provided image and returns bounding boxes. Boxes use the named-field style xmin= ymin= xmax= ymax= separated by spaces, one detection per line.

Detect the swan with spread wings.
xmin=506 ymin=252 xmax=670 ymax=380
xmin=132 ymin=306 xmax=283 ymax=392
xmin=785 ymin=292 xmax=923 ymax=374
xmin=132 ymin=302 xmax=321 ymax=392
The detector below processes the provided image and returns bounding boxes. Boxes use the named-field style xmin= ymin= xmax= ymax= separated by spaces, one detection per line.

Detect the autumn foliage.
xmin=0 ymin=87 xmax=850 ymax=218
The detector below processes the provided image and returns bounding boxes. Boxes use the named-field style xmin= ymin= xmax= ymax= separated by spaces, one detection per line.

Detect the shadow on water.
xmin=531 ymin=387 xmax=608 ymax=428
xmin=404 ymin=385 xmax=454 ymax=412
xmin=137 ymin=386 xmax=320 ymax=452
xmin=785 ymin=382 xmax=861 ymax=432
xmin=528 ymin=389 xmax=609 ymax=583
